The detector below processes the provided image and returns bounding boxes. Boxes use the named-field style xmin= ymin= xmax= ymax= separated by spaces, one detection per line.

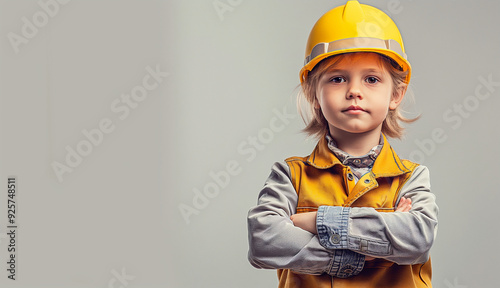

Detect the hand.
xmin=396 ymin=197 xmax=412 ymax=212
xmin=290 ymin=212 xmax=317 ymax=234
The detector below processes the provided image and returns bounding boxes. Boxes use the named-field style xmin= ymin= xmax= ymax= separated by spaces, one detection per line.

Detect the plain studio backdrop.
xmin=0 ymin=0 xmax=499 ymax=287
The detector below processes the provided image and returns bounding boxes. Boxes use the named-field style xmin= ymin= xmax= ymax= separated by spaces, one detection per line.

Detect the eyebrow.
xmin=326 ymin=68 xmax=383 ymax=74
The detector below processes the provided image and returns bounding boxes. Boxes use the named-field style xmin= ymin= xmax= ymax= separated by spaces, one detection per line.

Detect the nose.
xmin=346 ymin=82 xmax=363 ymax=100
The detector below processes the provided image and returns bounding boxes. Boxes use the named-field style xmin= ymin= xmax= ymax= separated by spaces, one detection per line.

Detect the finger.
xmin=396 ymin=197 xmax=406 ymax=209
xmin=403 ymin=198 xmax=412 ymax=211
xmin=396 ymin=197 xmax=411 ymax=212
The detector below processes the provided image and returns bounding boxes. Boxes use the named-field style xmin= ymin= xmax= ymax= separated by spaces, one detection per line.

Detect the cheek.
xmin=373 ymin=102 xmax=391 ymax=122
xmin=317 ymin=89 xmax=338 ymax=107
xmin=376 ymin=88 xmax=394 ymax=110
xmin=318 ymin=97 xmax=339 ymax=118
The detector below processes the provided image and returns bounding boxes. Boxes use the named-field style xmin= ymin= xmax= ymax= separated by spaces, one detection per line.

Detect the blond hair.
xmin=298 ymin=52 xmax=418 ymax=139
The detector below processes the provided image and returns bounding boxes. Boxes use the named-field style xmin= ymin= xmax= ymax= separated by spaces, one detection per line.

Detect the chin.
xmin=337 ymin=126 xmax=381 ymax=135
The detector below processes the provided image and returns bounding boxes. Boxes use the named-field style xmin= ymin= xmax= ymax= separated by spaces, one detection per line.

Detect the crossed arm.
xmin=247 ymin=162 xmax=438 ymax=277
xmin=290 ymin=197 xmax=412 ymax=235
xmin=290 ymin=197 xmax=413 ymax=261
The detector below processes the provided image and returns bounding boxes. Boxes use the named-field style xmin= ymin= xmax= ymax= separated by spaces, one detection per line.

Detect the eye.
xmin=365 ymin=76 xmax=379 ymax=84
xmin=329 ymin=76 xmax=345 ymax=84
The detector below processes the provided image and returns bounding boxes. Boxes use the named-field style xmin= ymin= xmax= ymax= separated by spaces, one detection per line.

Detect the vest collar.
xmin=306 ymin=133 xmax=410 ymax=177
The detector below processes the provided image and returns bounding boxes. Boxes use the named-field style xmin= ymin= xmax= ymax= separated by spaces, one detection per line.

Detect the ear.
xmin=314 ymin=100 xmax=320 ymax=109
xmin=389 ymin=85 xmax=406 ymax=110
xmin=314 ymin=91 xmax=321 ymax=109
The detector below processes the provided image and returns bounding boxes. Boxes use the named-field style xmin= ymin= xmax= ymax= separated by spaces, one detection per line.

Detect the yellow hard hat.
xmin=300 ymin=0 xmax=411 ymax=84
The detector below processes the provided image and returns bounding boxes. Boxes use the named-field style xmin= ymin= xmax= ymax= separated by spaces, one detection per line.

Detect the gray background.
xmin=0 ymin=0 xmax=499 ymax=287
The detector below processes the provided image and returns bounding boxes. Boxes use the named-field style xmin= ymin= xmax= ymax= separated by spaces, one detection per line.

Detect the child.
xmin=247 ymin=1 xmax=438 ymax=287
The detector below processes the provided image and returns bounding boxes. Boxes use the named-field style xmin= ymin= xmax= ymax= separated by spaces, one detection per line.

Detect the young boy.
xmin=247 ymin=1 xmax=438 ymax=287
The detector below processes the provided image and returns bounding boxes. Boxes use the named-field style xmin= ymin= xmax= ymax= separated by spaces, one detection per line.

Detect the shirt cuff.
xmin=317 ymin=205 xmax=350 ymax=249
xmin=328 ymin=249 xmax=365 ymax=278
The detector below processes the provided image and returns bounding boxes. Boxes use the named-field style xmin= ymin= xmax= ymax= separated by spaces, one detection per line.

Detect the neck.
xmin=328 ymin=126 xmax=382 ymax=156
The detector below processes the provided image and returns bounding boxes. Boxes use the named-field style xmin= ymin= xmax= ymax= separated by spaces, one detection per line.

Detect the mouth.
xmin=342 ymin=105 xmax=366 ymax=112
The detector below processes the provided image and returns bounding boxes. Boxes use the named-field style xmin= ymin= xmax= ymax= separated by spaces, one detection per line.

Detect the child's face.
xmin=315 ymin=53 xmax=403 ymax=136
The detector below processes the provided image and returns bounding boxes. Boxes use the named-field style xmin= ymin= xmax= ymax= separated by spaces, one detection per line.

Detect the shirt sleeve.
xmin=247 ymin=161 xmax=365 ymax=277
xmin=316 ymin=165 xmax=439 ymax=265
